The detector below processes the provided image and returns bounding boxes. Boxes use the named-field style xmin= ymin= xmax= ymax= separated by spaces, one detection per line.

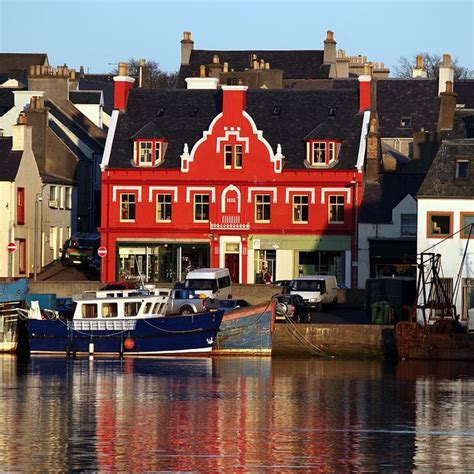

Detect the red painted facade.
xmin=100 ymin=86 xmax=363 ymax=286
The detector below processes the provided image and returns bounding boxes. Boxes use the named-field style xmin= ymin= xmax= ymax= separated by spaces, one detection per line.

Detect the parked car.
xmin=274 ymin=294 xmax=310 ymax=323
xmin=288 ymin=275 xmax=338 ymax=311
xmin=272 ymin=279 xmax=291 ymax=288
xmin=219 ymin=299 xmax=252 ymax=312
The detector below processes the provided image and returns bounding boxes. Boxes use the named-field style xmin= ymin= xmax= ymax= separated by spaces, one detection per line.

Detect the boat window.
xmin=124 ymin=301 xmax=141 ymax=317
xmin=102 ymin=302 xmax=118 ymax=318
xmin=144 ymin=302 xmax=153 ymax=314
xmin=152 ymin=302 xmax=165 ymax=314
xmin=82 ymin=304 xmax=98 ymax=318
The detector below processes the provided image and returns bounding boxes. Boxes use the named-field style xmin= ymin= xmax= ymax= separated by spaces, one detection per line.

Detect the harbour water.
xmin=2 ymin=355 xmax=474 ymax=471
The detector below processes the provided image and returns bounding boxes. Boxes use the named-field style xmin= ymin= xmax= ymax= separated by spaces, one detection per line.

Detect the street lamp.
xmin=33 ymin=193 xmax=43 ymax=281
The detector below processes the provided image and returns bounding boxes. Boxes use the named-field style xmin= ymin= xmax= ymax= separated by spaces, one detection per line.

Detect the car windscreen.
xmin=292 ymin=280 xmax=324 ymax=291
xmin=185 ymin=279 xmax=218 ymax=292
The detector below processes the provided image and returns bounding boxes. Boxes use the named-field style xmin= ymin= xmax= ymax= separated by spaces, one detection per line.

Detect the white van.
xmin=288 ymin=275 xmax=338 ymax=311
xmin=184 ymin=268 xmax=232 ymax=299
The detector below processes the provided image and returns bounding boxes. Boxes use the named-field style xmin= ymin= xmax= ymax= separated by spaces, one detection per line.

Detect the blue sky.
xmin=1 ymin=0 xmax=473 ymax=75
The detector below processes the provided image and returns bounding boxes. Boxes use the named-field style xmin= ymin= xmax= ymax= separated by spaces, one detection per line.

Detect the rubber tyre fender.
xmin=65 ymin=344 xmax=77 ymax=358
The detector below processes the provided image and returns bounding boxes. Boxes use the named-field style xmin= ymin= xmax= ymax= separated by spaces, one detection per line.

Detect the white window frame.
xmin=255 ymin=194 xmax=271 ymax=223
xmin=292 ymin=195 xmax=309 ymax=224
xmin=193 ymin=194 xmax=210 ymax=222
xmin=156 ymin=194 xmax=172 ymax=223
xmin=120 ymin=193 xmax=136 ymax=223
xmin=328 ymin=195 xmax=345 ymax=224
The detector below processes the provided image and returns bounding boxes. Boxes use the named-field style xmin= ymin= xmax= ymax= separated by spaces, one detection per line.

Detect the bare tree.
xmin=111 ymin=58 xmax=178 ymax=89
xmin=394 ymin=53 xmax=473 ymax=80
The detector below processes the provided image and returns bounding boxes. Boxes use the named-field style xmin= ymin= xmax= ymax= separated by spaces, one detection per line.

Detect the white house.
xmin=0 ymin=115 xmax=42 ymax=278
xmin=417 ymin=139 xmax=474 ymax=322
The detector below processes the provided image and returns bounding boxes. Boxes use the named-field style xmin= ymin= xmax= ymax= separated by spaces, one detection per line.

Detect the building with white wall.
xmin=417 ymin=139 xmax=474 ymax=321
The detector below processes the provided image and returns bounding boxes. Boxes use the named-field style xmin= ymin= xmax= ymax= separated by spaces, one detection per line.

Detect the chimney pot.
xmin=265 ymin=62 xmax=270 ymax=70
xmin=223 ymin=62 xmax=229 ymax=73
xmin=35 ymin=65 xmax=41 ymax=76
xmin=253 ymin=60 xmax=259 ymax=70
xmin=212 ymin=54 xmax=220 ymax=64
xmin=416 ymin=55 xmax=424 ymax=69
xmin=199 ymin=64 xmax=206 ymax=77
xmin=183 ymin=31 xmax=192 ymax=41
xmin=326 ymin=30 xmax=335 ymax=42
xmin=363 ymin=63 xmax=371 ymax=76
xmin=17 ymin=112 xmax=28 ymax=125
xmin=70 ymin=68 xmax=76 ymax=81
xmin=29 ymin=65 xmax=35 ymax=77
xmin=443 ymin=53 xmax=451 ymax=65
xmin=118 ymin=62 xmax=128 ymax=76
xmin=445 ymin=80 xmax=453 ymax=93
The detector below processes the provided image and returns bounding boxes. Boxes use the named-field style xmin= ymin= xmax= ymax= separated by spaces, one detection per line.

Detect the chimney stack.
xmin=358 ymin=63 xmax=372 ymax=112
xmin=323 ymin=30 xmax=337 ymax=64
xmin=12 ymin=112 xmax=32 ymax=152
xmin=437 ymin=80 xmax=457 ymax=131
xmin=181 ymin=31 xmax=194 ymax=65
xmin=222 ymin=85 xmax=248 ymax=120
xmin=412 ymin=54 xmax=427 ymax=78
xmin=113 ymin=62 xmax=135 ymax=112
xmin=438 ymin=53 xmax=455 ymax=95
xmin=366 ymin=115 xmax=381 ymax=181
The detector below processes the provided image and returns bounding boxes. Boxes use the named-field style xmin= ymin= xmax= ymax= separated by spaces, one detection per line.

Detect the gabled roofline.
xmin=356 ymin=110 xmax=371 ymax=172
xmin=101 ymin=109 xmax=119 ymax=170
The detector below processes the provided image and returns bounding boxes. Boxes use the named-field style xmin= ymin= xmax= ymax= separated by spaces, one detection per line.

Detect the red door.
xmin=225 ymin=254 xmax=239 ymax=283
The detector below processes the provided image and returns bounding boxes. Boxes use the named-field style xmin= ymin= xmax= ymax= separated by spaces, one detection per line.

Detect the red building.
xmin=100 ymin=67 xmax=371 ymax=286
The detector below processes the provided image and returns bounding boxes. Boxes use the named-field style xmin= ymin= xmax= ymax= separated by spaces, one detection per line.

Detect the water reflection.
xmin=1 ymin=356 xmax=474 ymax=471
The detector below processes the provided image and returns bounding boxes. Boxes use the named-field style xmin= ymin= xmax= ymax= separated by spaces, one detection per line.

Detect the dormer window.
xmin=134 ymin=139 xmax=165 ymax=167
xmin=400 ymin=117 xmax=412 ymax=128
xmin=306 ymin=140 xmax=338 ymax=167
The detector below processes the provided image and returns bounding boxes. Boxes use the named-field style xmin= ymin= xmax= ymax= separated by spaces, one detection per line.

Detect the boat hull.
xmin=395 ymin=321 xmax=474 ymax=360
xmin=28 ymin=311 xmax=224 ymax=357
xmin=213 ymin=302 xmax=273 ymax=355
xmin=0 ymin=279 xmax=29 ymax=354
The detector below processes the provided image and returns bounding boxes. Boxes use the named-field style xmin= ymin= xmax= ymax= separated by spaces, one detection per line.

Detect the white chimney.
xmin=12 ymin=113 xmax=32 ymax=151
xmin=439 ymin=53 xmax=455 ymax=95
xmin=412 ymin=55 xmax=427 ymax=78
xmin=185 ymin=77 xmax=219 ymax=89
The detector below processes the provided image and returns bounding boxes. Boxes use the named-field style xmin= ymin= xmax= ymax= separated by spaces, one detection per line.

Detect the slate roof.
xmin=69 ymin=90 xmax=102 ymax=105
xmin=0 ymin=88 xmax=14 ymax=116
xmin=0 ymin=137 xmax=22 ymax=181
xmin=376 ymin=79 xmax=440 ymax=137
xmin=0 ymin=53 xmax=48 ymax=75
xmin=40 ymin=172 xmax=75 ymax=185
xmin=359 ymin=173 xmax=425 ymax=223
xmin=177 ymin=49 xmax=329 ymax=88
xmin=417 ymin=140 xmax=474 ymax=198
xmin=45 ymin=99 xmax=105 ymax=150
xmin=108 ymin=88 xmax=363 ymax=170
xmin=455 ymin=80 xmax=474 ymax=109
xmin=79 ymin=78 xmax=114 ymax=115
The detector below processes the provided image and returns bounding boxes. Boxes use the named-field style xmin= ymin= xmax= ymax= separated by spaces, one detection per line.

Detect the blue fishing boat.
xmin=0 ymin=279 xmax=29 ymax=353
xmin=212 ymin=300 xmax=275 ymax=355
xmin=27 ymin=288 xmax=224 ymax=357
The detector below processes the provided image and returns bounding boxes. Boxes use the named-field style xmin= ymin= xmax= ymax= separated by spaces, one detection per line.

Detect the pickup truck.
xmin=165 ymin=289 xmax=207 ymax=315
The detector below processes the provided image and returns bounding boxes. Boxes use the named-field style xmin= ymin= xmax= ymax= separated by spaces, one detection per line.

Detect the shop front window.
xmin=298 ymin=250 xmax=343 ymax=283
xmin=117 ymin=243 xmax=210 ymax=283
xmin=254 ymin=249 xmax=276 ymax=284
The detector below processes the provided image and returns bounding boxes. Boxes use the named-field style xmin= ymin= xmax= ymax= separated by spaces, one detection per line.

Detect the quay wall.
xmin=272 ymin=324 xmax=396 ymax=358
xmin=27 ymin=282 xmax=365 ymax=308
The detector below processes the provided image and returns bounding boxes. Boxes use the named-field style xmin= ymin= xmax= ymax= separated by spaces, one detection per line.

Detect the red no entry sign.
xmin=7 ymin=242 xmax=17 ymax=253
xmin=97 ymin=246 xmax=107 ymax=258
